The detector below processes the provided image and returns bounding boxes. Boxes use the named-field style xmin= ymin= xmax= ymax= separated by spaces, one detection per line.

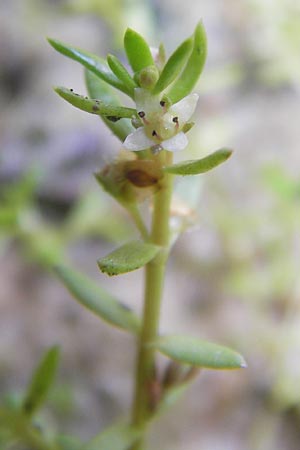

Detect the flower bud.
xmin=134 ymin=65 xmax=159 ymax=89
xmin=124 ymin=159 xmax=163 ymax=188
xmin=95 ymin=155 xmax=163 ymax=205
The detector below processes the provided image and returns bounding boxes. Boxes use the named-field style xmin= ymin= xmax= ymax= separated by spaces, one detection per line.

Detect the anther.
xmin=138 ymin=111 xmax=145 ymax=118
xmin=172 ymin=116 xmax=179 ymax=123
xmin=152 ymin=130 xmax=157 ymax=137
xmin=160 ymin=101 xmax=166 ymax=107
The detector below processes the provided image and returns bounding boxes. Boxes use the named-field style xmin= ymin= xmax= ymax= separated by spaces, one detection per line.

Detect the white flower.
xmin=123 ymin=88 xmax=199 ymax=152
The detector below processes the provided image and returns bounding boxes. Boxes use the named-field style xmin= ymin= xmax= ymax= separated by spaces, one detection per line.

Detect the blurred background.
xmin=1 ymin=0 xmax=300 ymax=449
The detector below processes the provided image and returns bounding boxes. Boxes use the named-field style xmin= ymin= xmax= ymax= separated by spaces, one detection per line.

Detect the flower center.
xmin=138 ymin=108 xmax=180 ymax=142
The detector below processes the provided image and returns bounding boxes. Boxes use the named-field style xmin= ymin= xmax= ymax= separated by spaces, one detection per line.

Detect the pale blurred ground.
xmin=1 ymin=0 xmax=300 ymax=449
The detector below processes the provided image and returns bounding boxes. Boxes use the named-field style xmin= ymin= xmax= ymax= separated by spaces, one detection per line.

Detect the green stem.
xmin=131 ymin=151 xmax=174 ymax=449
xmin=127 ymin=203 xmax=149 ymax=241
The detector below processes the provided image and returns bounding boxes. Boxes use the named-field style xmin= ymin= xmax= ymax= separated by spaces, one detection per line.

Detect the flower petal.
xmin=134 ymin=88 xmax=161 ymax=115
xmin=161 ymin=132 xmax=188 ymax=152
xmin=123 ymin=127 xmax=154 ymax=151
xmin=170 ymin=93 xmax=199 ymax=124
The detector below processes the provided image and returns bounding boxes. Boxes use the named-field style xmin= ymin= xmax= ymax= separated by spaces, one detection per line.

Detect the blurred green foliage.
xmin=0 ymin=173 xmax=133 ymax=267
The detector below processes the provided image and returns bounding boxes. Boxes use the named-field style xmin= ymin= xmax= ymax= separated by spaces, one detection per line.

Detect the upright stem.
xmin=131 ymin=151 xmax=173 ymax=449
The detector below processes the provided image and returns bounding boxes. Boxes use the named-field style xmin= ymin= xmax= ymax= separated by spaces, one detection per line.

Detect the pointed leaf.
xmin=98 ymin=240 xmax=160 ymax=276
xmin=55 ymin=265 xmax=140 ymax=334
xmin=152 ymin=335 xmax=247 ymax=369
xmin=22 ymin=346 xmax=60 ymax=417
xmin=107 ymin=54 xmax=137 ymax=96
xmin=152 ymin=37 xmax=193 ymax=94
xmin=82 ymin=422 xmax=141 ymax=450
xmin=124 ymin=28 xmax=154 ymax=73
xmin=47 ymin=38 xmax=132 ymax=97
xmin=54 ymin=86 xmax=136 ymax=119
xmin=167 ymin=21 xmax=207 ymax=103
xmin=85 ymin=69 xmax=134 ymax=141
xmin=164 ymin=148 xmax=232 ymax=175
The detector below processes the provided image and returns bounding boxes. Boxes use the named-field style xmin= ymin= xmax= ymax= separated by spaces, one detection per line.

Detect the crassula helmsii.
xmin=9 ymin=21 xmax=248 ymax=450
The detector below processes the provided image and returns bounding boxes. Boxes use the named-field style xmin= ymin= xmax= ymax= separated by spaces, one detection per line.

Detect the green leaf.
xmin=152 ymin=335 xmax=247 ymax=369
xmin=54 ymin=86 xmax=136 ymax=120
xmin=167 ymin=21 xmax=207 ymax=103
xmin=47 ymin=38 xmax=132 ymax=97
xmin=82 ymin=422 xmax=142 ymax=450
xmin=55 ymin=265 xmax=140 ymax=334
xmin=152 ymin=37 xmax=193 ymax=94
xmin=98 ymin=240 xmax=160 ymax=276
xmin=124 ymin=28 xmax=154 ymax=73
xmin=107 ymin=54 xmax=137 ymax=96
xmin=85 ymin=69 xmax=134 ymax=141
xmin=164 ymin=148 xmax=232 ymax=175
xmin=22 ymin=346 xmax=60 ymax=417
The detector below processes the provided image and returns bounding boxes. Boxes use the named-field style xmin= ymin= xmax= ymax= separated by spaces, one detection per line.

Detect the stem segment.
xmin=131 ymin=151 xmax=173 ymax=449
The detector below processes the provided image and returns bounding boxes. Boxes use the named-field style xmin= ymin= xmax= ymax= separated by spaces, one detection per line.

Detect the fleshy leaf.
xmin=152 ymin=37 xmax=193 ymax=94
xmin=167 ymin=21 xmax=207 ymax=103
xmin=82 ymin=422 xmax=142 ymax=450
xmin=98 ymin=240 xmax=160 ymax=276
xmin=85 ymin=69 xmax=134 ymax=141
xmin=124 ymin=28 xmax=154 ymax=73
xmin=55 ymin=265 xmax=140 ymax=334
xmin=152 ymin=335 xmax=247 ymax=369
xmin=47 ymin=38 xmax=132 ymax=97
xmin=22 ymin=346 xmax=60 ymax=417
xmin=164 ymin=148 xmax=232 ymax=175
xmin=54 ymin=86 xmax=136 ymax=119
xmin=107 ymin=54 xmax=137 ymax=96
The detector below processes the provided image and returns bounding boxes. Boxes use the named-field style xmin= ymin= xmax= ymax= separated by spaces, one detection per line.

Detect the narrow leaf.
xmin=167 ymin=21 xmax=207 ymax=103
xmin=107 ymin=54 xmax=137 ymax=96
xmin=22 ymin=346 xmax=60 ymax=416
xmin=124 ymin=28 xmax=154 ymax=73
xmin=82 ymin=422 xmax=141 ymax=450
xmin=85 ymin=69 xmax=134 ymax=141
xmin=55 ymin=265 xmax=140 ymax=334
xmin=54 ymin=86 xmax=136 ymax=120
xmin=152 ymin=37 xmax=193 ymax=94
xmin=164 ymin=148 xmax=232 ymax=175
xmin=152 ymin=335 xmax=247 ymax=369
xmin=98 ymin=240 xmax=160 ymax=276
xmin=47 ymin=38 xmax=132 ymax=97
